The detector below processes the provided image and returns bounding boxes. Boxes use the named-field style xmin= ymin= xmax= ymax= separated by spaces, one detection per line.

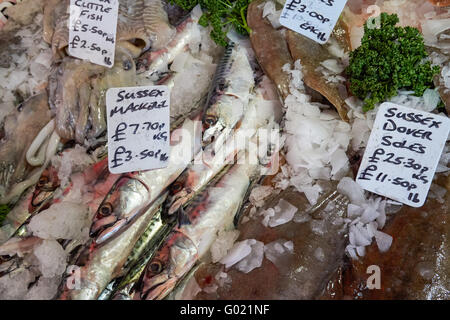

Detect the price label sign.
xmin=279 ymin=0 xmax=348 ymax=44
xmin=106 ymin=86 xmax=170 ymax=174
xmin=68 ymin=0 xmax=119 ymax=67
xmin=356 ymin=103 xmax=450 ymax=207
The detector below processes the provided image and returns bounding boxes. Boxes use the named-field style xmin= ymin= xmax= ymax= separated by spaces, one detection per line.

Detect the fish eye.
xmin=37 ymin=176 xmax=49 ymax=187
xmin=123 ymin=60 xmax=132 ymax=71
xmin=149 ymin=260 xmax=163 ymax=274
xmin=99 ymin=202 xmax=113 ymax=216
xmin=204 ymin=115 xmax=218 ymax=129
xmin=170 ymin=182 xmax=183 ymax=194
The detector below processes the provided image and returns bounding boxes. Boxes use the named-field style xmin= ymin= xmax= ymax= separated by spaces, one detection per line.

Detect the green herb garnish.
xmin=169 ymin=0 xmax=252 ymax=46
xmin=347 ymin=13 xmax=440 ymax=112
xmin=0 ymin=204 xmax=10 ymax=225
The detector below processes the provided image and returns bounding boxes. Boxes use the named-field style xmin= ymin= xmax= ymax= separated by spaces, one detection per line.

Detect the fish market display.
xmin=0 ymin=0 xmax=449 ymax=302
xmin=133 ymin=159 xmax=259 ymax=300
xmin=100 ymin=73 xmax=282 ymax=299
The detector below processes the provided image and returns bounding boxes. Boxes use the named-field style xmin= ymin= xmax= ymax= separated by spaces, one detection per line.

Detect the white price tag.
xmin=68 ymin=0 xmax=119 ymax=67
xmin=106 ymin=86 xmax=170 ymax=174
xmin=356 ymin=103 xmax=450 ymax=207
xmin=279 ymin=0 xmax=348 ymax=44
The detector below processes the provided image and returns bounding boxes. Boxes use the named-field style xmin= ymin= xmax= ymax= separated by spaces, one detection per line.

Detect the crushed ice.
xmin=337 ymin=178 xmax=393 ymax=259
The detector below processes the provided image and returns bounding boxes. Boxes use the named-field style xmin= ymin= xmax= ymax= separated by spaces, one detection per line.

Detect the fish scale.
xmin=123 ymin=209 xmax=167 ymax=270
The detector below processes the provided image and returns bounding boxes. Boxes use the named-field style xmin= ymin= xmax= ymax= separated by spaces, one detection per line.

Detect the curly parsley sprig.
xmin=347 ymin=13 xmax=440 ymax=112
xmin=169 ymin=0 xmax=252 ymax=46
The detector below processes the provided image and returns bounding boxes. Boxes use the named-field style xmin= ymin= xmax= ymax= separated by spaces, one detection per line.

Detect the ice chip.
xmin=266 ymin=199 xmax=297 ymax=227
xmin=235 ymin=240 xmax=264 ymax=273
xmin=264 ymin=240 xmax=294 ymax=273
xmin=337 ymin=177 xmax=366 ymax=206
xmin=374 ymin=231 xmax=393 ymax=253
xmin=220 ymin=240 xmax=252 ymax=269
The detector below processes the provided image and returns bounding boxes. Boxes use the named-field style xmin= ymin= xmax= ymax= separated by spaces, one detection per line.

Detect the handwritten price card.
xmin=106 ymin=86 xmax=170 ymax=174
xmin=357 ymin=103 xmax=450 ymax=207
xmin=69 ymin=0 xmax=119 ymax=67
xmin=279 ymin=0 xmax=348 ymax=44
